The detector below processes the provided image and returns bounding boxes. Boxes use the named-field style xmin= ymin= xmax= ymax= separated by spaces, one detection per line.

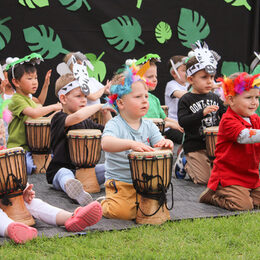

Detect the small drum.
xmin=161 ymin=105 xmax=168 ymax=117
xmin=90 ymin=110 xmax=104 ymax=125
xmin=204 ymin=126 xmax=219 ymax=161
xmin=0 ymin=147 xmax=35 ymax=226
xmin=128 ymin=149 xmax=173 ymax=224
xmin=144 ymin=118 xmax=165 ymax=134
xmin=25 ymin=117 xmax=52 ymax=173
xmin=67 ymin=129 xmax=102 ymax=193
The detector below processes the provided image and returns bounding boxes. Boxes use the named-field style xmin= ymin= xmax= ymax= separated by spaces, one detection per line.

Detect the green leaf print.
xmin=23 ymin=25 xmax=68 ymax=59
xmin=155 ymin=21 xmax=172 ymax=44
xmin=136 ymin=0 xmax=143 ymax=9
xmin=0 ymin=17 xmax=12 ymax=51
xmin=59 ymin=0 xmax=91 ymax=11
xmin=221 ymin=61 xmax=250 ymax=76
xmin=224 ymin=0 xmax=251 ymax=11
xmin=177 ymin=8 xmax=210 ymax=48
xmin=101 ymin=15 xmax=144 ymax=53
xmin=85 ymin=52 xmax=107 ymax=83
xmin=19 ymin=0 xmax=49 ymax=8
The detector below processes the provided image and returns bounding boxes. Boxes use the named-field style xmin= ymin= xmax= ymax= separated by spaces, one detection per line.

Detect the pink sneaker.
xmin=7 ymin=222 xmax=37 ymax=244
xmin=65 ymin=201 xmax=102 ymax=232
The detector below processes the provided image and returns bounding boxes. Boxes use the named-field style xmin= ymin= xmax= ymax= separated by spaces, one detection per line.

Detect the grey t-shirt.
xmin=102 ymin=115 xmax=163 ymax=183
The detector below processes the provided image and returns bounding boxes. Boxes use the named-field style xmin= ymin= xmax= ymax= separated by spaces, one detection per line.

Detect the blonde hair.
xmin=55 ymin=73 xmax=75 ymax=97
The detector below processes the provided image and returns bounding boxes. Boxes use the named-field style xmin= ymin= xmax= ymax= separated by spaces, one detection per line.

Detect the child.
xmin=200 ymin=72 xmax=260 ymax=210
xmin=164 ymin=55 xmax=189 ymax=144
xmin=137 ymin=54 xmax=184 ymax=139
xmin=0 ymin=183 xmax=102 ymax=244
xmin=101 ymin=66 xmax=173 ymax=220
xmin=178 ymin=42 xmax=226 ymax=185
xmin=6 ymin=53 xmax=62 ymax=175
xmin=62 ymin=52 xmax=111 ymax=106
xmin=46 ymin=73 xmax=112 ymax=206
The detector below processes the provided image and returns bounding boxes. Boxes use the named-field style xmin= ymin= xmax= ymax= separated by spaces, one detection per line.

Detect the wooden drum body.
xmin=145 ymin=118 xmax=165 ymax=134
xmin=161 ymin=105 xmax=168 ymax=117
xmin=90 ymin=111 xmax=104 ymax=125
xmin=25 ymin=117 xmax=52 ymax=173
xmin=204 ymin=126 xmax=219 ymax=161
xmin=67 ymin=129 xmax=102 ymax=193
xmin=0 ymin=147 xmax=35 ymax=226
xmin=128 ymin=149 xmax=173 ymax=225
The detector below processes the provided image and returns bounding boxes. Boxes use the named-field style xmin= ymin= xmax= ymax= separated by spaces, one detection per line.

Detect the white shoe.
xmin=65 ymin=179 xmax=93 ymax=206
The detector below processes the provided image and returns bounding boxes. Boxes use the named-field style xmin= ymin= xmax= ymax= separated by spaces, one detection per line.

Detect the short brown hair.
xmin=55 ymin=73 xmax=75 ymax=97
xmin=168 ymin=55 xmax=186 ymax=71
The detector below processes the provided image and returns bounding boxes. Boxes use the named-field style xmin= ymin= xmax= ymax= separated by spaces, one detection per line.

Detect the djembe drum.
xmin=25 ymin=117 xmax=51 ymax=173
xmin=0 ymin=147 xmax=35 ymax=226
xmin=144 ymin=118 xmax=165 ymax=134
xmin=128 ymin=149 xmax=174 ymax=225
xmin=67 ymin=129 xmax=102 ymax=193
xmin=90 ymin=111 xmax=104 ymax=125
xmin=161 ymin=105 xmax=168 ymax=117
xmin=204 ymin=126 xmax=219 ymax=162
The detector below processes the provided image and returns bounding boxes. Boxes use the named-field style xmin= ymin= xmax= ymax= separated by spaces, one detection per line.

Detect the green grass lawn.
xmin=1 ymin=212 xmax=260 ymax=259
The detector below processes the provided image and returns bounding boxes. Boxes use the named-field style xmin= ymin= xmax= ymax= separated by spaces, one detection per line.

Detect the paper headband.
xmin=5 ymin=53 xmax=43 ymax=79
xmin=170 ymin=57 xmax=187 ymax=80
xmin=217 ymin=72 xmax=260 ymax=98
xmin=186 ymin=41 xmax=220 ymax=77
xmin=57 ymin=80 xmax=81 ymax=97
xmin=250 ymin=51 xmax=260 ymax=72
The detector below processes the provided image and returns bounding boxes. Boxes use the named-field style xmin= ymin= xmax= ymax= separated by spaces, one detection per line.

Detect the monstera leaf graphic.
xmin=136 ymin=0 xmax=143 ymax=8
xmin=224 ymin=0 xmax=251 ymax=11
xmin=86 ymin=52 xmax=106 ymax=82
xmin=178 ymin=8 xmax=210 ymax=48
xmin=23 ymin=25 xmax=68 ymax=59
xmin=101 ymin=16 xmax=144 ymax=53
xmin=221 ymin=61 xmax=249 ymax=76
xmin=0 ymin=17 xmax=11 ymax=51
xmin=59 ymin=0 xmax=91 ymax=11
xmin=19 ymin=0 xmax=49 ymax=8
xmin=155 ymin=21 xmax=172 ymax=44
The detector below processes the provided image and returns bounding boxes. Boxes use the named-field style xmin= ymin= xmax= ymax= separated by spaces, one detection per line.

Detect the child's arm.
xmin=36 ymin=69 xmax=52 ymax=105
xmin=154 ymin=138 xmax=173 ymax=149
xmin=102 ymin=136 xmax=155 ymax=153
xmin=237 ymin=129 xmax=260 ymax=144
xmin=172 ymin=90 xmax=187 ymax=99
xmin=87 ymin=80 xmax=111 ymax=101
xmin=65 ymin=104 xmax=102 ymax=127
xmin=23 ymin=102 xmax=62 ymax=119
xmin=164 ymin=117 xmax=184 ymax=132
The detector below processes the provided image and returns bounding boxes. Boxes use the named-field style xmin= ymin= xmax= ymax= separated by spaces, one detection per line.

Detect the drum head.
xmin=129 ymin=148 xmax=173 ymax=159
xmin=0 ymin=147 xmax=24 ymax=157
xmin=67 ymin=129 xmax=102 ymax=137
xmin=25 ymin=117 xmax=51 ymax=125
xmin=204 ymin=126 xmax=219 ymax=133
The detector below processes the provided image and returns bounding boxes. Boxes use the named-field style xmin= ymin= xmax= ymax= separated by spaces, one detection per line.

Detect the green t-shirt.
xmin=7 ymin=93 xmax=37 ymax=151
xmin=144 ymin=92 xmax=166 ymax=119
xmin=252 ymin=65 xmax=260 ymax=116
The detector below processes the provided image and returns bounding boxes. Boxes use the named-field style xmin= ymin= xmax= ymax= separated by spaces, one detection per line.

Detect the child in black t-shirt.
xmin=46 ymin=73 xmax=112 ymax=205
xmin=178 ymin=42 xmax=226 ymax=185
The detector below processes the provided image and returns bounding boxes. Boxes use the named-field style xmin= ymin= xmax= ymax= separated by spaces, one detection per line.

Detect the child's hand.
xmin=44 ymin=70 xmax=52 ymax=88
xmin=0 ymin=79 xmax=8 ymax=93
xmin=166 ymin=120 xmax=184 ymax=133
xmin=101 ymin=102 xmax=117 ymax=114
xmin=203 ymin=105 xmax=219 ymax=116
xmin=130 ymin=141 xmax=155 ymax=152
xmin=154 ymin=139 xmax=173 ymax=149
xmin=23 ymin=184 xmax=35 ymax=204
xmin=104 ymin=80 xmax=111 ymax=94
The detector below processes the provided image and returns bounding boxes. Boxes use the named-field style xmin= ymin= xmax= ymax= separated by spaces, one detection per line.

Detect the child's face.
xmin=62 ymin=87 xmax=87 ymax=114
xmin=119 ymin=81 xmax=149 ymax=119
xmin=187 ymin=70 xmax=214 ymax=94
xmin=143 ymin=64 xmax=157 ymax=91
xmin=13 ymin=71 xmax=38 ymax=96
xmin=175 ymin=65 xmax=187 ymax=85
xmin=228 ymin=88 xmax=259 ymax=117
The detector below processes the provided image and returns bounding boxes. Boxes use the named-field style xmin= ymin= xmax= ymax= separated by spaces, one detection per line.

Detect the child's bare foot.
xmin=7 ymin=222 xmax=37 ymax=244
xmin=65 ymin=201 xmax=102 ymax=232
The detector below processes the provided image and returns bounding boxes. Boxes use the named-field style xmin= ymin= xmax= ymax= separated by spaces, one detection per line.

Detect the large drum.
xmin=25 ymin=117 xmax=52 ymax=173
xmin=161 ymin=105 xmax=168 ymax=117
xmin=204 ymin=126 xmax=219 ymax=161
xmin=128 ymin=149 xmax=173 ymax=224
xmin=144 ymin=118 xmax=165 ymax=134
xmin=67 ymin=129 xmax=102 ymax=193
xmin=0 ymin=147 xmax=35 ymax=226
xmin=90 ymin=110 xmax=104 ymax=126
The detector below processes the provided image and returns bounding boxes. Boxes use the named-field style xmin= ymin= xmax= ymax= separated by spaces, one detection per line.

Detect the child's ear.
xmin=12 ymin=78 xmax=20 ymax=88
xmin=187 ymin=76 xmax=193 ymax=85
xmin=59 ymin=94 xmax=66 ymax=104
xmin=116 ymin=98 xmax=124 ymax=109
xmin=226 ymin=95 xmax=234 ymax=106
